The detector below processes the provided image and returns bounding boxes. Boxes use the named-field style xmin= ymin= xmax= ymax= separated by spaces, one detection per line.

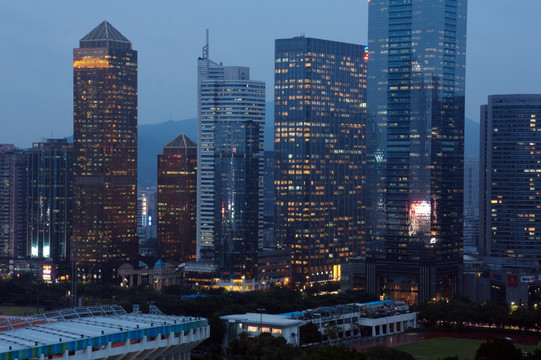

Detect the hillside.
xmin=137 ymin=105 xmax=478 ymax=187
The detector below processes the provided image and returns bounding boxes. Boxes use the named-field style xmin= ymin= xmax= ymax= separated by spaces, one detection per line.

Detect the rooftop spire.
xmin=79 ymin=21 xmax=131 ymax=49
xmin=202 ymin=29 xmax=209 ymax=60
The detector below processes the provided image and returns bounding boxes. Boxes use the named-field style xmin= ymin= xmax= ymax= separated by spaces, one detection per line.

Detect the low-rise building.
xmin=220 ymin=313 xmax=303 ymax=350
xmin=118 ymin=259 xmax=182 ymax=290
xmin=220 ymin=300 xmax=417 ymax=350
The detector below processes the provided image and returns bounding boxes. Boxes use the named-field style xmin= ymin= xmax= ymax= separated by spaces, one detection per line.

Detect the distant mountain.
xmin=138 ymin=118 xmax=197 ymax=187
xmin=138 ymin=101 xmax=275 ymax=187
xmin=136 ymin=104 xmax=478 ymax=187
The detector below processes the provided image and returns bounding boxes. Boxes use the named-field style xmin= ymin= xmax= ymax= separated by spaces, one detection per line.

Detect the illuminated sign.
xmin=508 ymin=275 xmax=518 ymax=287
xmin=42 ymin=264 xmax=52 ymax=282
xmin=521 ymin=276 xmax=535 ymax=283
xmin=409 ymin=200 xmax=431 ymax=236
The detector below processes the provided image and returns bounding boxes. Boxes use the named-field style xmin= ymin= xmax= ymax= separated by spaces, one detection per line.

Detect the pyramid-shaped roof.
xmin=162 ymin=133 xmax=197 ymax=156
xmin=80 ymin=21 xmax=131 ymax=49
xmin=164 ymin=134 xmax=197 ymax=149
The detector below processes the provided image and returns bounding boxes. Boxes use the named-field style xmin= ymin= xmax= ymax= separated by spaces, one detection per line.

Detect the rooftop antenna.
xmin=202 ymin=28 xmax=209 ymax=60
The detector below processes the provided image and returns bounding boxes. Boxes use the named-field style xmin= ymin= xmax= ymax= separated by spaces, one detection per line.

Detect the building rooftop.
xmin=278 ymin=299 xmax=409 ymax=321
xmin=80 ymin=21 xmax=131 ymax=49
xmin=164 ymin=134 xmax=197 ymax=150
xmin=220 ymin=313 xmax=304 ymax=327
xmin=0 ymin=305 xmax=208 ymax=358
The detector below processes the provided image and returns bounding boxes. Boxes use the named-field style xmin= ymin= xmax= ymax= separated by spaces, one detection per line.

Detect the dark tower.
xmin=72 ymin=21 xmax=138 ymax=280
xmin=366 ymin=0 xmax=467 ymax=303
xmin=157 ymin=134 xmax=197 ymax=263
xmin=0 ymin=145 xmax=27 ymax=259
xmin=28 ymin=139 xmax=73 ymax=264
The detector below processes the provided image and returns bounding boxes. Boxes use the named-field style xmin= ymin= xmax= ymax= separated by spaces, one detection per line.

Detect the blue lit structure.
xmin=366 ymin=0 xmax=467 ymax=303
xmin=0 ymin=305 xmax=208 ymax=360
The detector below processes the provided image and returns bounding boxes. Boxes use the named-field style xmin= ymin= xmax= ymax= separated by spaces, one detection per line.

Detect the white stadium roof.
xmin=0 ymin=305 xmax=209 ymax=360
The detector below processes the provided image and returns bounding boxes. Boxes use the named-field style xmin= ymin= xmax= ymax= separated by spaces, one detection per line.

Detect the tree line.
xmin=413 ymin=298 xmax=541 ymax=332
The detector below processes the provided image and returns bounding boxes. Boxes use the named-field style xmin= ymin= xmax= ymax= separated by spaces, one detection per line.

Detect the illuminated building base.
xmin=367 ymin=260 xmax=462 ymax=304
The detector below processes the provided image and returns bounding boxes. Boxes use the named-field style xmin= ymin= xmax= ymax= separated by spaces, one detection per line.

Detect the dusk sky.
xmin=1 ymin=0 xmax=541 ymax=147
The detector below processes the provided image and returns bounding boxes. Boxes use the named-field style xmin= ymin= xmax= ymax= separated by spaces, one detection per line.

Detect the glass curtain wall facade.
xmin=157 ymin=134 xmax=197 ymax=263
xmin=480 ymin=95 xmax=541 ymax=264
xmin=274 ymin=37 xmax=367 ymax=284
xmin=0 ymin=145 xmax=27 ymax=259
xmin=197 ymin=48 xmax=265 ymax=279
xmin=72 ymin=21 xmax=138 ymax=280
xmin=366 ymin=0 xmax=467 ymax=303
xmin=27 ymin=139 xmax=73 ymax=263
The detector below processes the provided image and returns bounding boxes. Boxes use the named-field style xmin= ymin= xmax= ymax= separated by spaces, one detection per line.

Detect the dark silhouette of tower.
xmin=28 ymin=139 xmax=73 ymax=264
xmin=157 ymin=134 xmax=197 ymax=263
xmin=366 ymin=0 xmax=467 ymax=303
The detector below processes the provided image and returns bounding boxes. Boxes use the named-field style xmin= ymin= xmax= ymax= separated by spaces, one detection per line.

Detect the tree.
xmin=230 ymin=333 xmax=302 ymax=360
xmin=525 ymin=349 xmax=541 ymax=360
xmin=363 ymin=345 xmax=415 ymax=360
xmin=323 ymin=323 xmax=340 ymax=342
xmin=474 ymin=338 xmax=522 ymax=360
xmin=300 ymin=322 xmax=322 ymax=345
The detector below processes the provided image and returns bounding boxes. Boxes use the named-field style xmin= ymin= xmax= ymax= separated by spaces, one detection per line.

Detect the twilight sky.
xmin=1 ymin=0 xmax=540 ymax=147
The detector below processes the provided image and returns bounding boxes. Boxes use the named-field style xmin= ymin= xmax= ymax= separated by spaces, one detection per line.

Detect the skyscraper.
xmin=464 ymin=156 xmax=479 ymax=248
xmin=274 ymin=37 xmax=367 ymax=284
xmin=366 ymin=0 xmax=467 ymax=303
xmin=480 ymin=95 xmax=541 ymax=265
xmin=27 ymin=139 xmax=73 ymax=263
xmin=72 ymin=21 xmax=138 ymax=279
xmin=157 ymin=134 xmax=197 ymax=263
xmin=196 ymin=37 xmax=265 ymax=280
xmin=0 ymin=145 xmax=27 ymax=259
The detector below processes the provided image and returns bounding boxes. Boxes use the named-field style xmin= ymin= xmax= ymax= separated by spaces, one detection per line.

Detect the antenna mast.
xmin=202 ymin=28 xmax=209 ymax=60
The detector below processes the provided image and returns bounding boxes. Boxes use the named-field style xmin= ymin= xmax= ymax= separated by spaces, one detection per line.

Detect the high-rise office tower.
xmin=464 ymin=156 xmax=479 ymax=248
xmin=28 ymin=139 xmax=73 ymax=263
xmin=72 ymin=21 xmax=138 ymax=279
xmin=366 ymin=0 xmax=467 ymax=303
xmin=274 ymin=37 xmax=367 ymax=283
xmin=263 ymin=151 xmax=274 ymax=247
xmin=480 ymin=95 xmax=541 ymax=266
xmin=196 ymin=37 xmax=265 ymax=279
xmin=137 ymin=188 xmax=157 ymax=245
xmin=464 ymin=156 xmax=479 ymax=217
xmin=157 ymin=134 xmax=197 ymax=263
xmin=0 ymin=145 xmax=27 ymax=259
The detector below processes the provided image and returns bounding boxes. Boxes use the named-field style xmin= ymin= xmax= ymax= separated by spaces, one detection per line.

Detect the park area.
xmin=0 ymin=305 xmax=43 ymax=315
xmin=353 ymin=331 xmax=541 ymax=360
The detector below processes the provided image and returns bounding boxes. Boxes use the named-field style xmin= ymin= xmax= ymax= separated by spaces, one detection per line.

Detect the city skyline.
xmin=2 ymin=1 xmax=541 ymax=147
